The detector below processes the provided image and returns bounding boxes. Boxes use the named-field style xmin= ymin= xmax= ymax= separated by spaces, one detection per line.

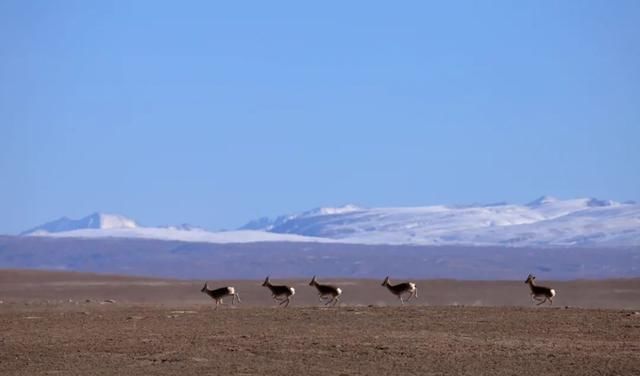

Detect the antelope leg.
xmin=404 ymin=291 xmax=414 ymax=302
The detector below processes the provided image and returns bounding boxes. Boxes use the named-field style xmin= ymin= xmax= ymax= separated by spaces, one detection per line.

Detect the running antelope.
xmin=524 ymin=274 xmax=556 ymax=306
xmin=309 ymin=276 xmax=342 ymax=306
xmin=200 ymin=282 xmax=240 ymax=309
xmin=262 ymin=276 xmax=295 ymax=308
xmin=381 ymin=276 xmax=417 ymax=304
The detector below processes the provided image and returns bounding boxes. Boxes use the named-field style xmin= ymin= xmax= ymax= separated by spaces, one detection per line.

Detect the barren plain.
xmin=1 ymin=270 xmax=639 ymax=375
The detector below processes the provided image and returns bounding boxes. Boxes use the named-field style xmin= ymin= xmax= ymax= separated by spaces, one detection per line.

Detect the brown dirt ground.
xmin=1 ymin=270 xmax=639 ymax=375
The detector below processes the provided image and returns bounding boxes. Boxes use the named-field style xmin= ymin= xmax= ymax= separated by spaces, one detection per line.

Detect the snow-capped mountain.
xmin=240 ymin=204 xmax=363 ymax=232
xmin=19 ymin=197 xmax=640 ymax=247
xmin=21 ymin=212 xmax=138 ymax=235
xmin=240 ymin=197 xmax=640 ymax=247
xmin=21 ymin=212 xmax=329 ymax=244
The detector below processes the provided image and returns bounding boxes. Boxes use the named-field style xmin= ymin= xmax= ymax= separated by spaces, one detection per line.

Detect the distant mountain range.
xmin=19 ymin=196 xmax=640 ymax=247
xmin=6 ymin=197 xmax=639 ymax=280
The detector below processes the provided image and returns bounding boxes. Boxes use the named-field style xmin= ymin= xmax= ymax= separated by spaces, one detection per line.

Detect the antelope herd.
xmin=201 ymin=274 xmax=556 ymax=309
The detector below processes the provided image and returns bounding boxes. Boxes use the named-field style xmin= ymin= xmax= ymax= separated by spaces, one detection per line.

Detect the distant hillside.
xmin=0 ymin=236 xmax=637 ymax=280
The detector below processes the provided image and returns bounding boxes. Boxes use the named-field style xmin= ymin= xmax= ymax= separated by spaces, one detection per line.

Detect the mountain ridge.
xmin=21 ymin=212 xmax=137 ymax=235
xmin=240 ymin=197 xmax=639 ymax=247
xmin=19 ymin=197 xmax=640 ymax=247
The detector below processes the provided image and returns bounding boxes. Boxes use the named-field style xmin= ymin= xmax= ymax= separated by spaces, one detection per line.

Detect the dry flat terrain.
xmin=1 ymin=270 xmax=639 ymax=375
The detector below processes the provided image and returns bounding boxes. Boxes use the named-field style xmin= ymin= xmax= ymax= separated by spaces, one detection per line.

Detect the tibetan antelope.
xmin=381 ymin=276 xmax=417 ymax=304
xmin=200 ymin=282 xmax=241 ymax=309
xmin=524 ymin=274 xmax=556 ymax=306
xmin=262 ymin=276 xmax=295 ymax=308
xmin=309 ymin=276 xmax=342 ymax=306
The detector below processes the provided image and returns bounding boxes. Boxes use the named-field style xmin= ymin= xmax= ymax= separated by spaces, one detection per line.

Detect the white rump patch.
xmin=550 ymin=289 xmax=556 ymax=297
xmin=336 ymin=288 xmax=342 ymax=296
xmin=289 ymin=287 xmax=296 ymax=295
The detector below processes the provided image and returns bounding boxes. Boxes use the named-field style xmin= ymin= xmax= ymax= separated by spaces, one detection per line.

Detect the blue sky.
xmin=1 ymin=1 xmax=639 ymax=234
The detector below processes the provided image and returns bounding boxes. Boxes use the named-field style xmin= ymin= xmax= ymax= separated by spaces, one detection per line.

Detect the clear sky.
xmin=1 ymin=1 xmax=639 ymax=234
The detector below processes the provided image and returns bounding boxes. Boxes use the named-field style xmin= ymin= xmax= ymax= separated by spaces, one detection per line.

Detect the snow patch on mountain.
xmin=302 ymin=204 xmax=363 ymax=216
xmin=30 ymin=227 xmax=330 ymax=244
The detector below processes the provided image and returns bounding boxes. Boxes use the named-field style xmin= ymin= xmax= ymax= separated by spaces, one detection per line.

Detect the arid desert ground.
xmin=1 ymin=270 xmax=639 ymax=375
